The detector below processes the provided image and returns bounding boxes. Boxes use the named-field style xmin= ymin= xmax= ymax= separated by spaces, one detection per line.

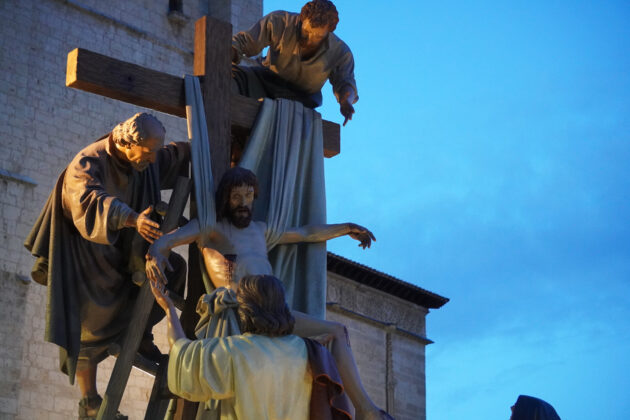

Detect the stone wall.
xmin=327 ymin=272 xmax=430 ymax=420
xmin=0 ymin=1 xmax=433 ymax=419
xmin=208 ymin=0 xmax=261 ymax=33
xmin=0 ymin=1 xmax=255 ymax=418
xmin=0 ymin=271 xmax=29 ymax=418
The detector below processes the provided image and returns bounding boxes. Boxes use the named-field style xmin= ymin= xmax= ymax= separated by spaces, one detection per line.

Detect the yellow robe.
xmin=168 ymin=334 xmax=312 ymax=420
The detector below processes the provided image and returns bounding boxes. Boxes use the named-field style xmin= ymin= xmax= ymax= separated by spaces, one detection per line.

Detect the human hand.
xmin=340 ymin=99 xmax=354 ymax=126
xmin=151 ymin=276 xmax=186 ymax=347
xmin=136 ymin=206 xmax=162 ymax=243
xmin=231 ymin=46 xmax=240 ymax=63
xmin=145 ymin=244 xmax=173 ymax=286
xmin=149 ymin=276 xmax=175 ymax=314
xmin=347 ymin=223 xmax=375 ymax=249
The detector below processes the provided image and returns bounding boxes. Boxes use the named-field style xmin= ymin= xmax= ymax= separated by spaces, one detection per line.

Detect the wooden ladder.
xmin=96 ymin=176 xmax=191 ymax=420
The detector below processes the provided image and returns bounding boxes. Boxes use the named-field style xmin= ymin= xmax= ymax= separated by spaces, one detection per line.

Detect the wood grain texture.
xmin=193 ymin=16 xmax=232 ymax=182
xmin=67 ymin=48 xmax=186 ymax=117
xmin=322 ymin=120 xmax=340 ymax=158
xmin=96 ymin=174 xmax=191 ymax=420
xmin=66 ymin=48 xmax=340 ymax=157
xmin=162 ymin=177 xmax=191 ymax=232
xmin=173 ymin=17 xmax=236 ymax=420
xmin=96 ymin=283 xmax=154 ymax=420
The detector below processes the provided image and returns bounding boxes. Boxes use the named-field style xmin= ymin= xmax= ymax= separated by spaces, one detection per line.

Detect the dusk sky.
xmin=267 ymin=1 xmax=630 ymax=419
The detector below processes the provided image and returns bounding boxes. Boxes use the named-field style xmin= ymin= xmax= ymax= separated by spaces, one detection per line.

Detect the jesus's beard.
xmin=228 ymin=206 xmax=252 ymax=229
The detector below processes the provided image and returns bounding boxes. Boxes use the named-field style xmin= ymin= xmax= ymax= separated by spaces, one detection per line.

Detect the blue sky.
xmin=265 ymin=1 xmax=630 ymax=419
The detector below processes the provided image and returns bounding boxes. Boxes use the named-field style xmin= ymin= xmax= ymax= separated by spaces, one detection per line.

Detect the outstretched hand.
xmin=347 ymin=223 xmax=375 ymax=249
xmin=146 ymin=244 xmax=173 ymax=286
xmin=149 ymin=277 xmax=175 ymax=314
xmin=136 ymin=206 xmax=162 ymax=243
xmin=340 ymin=99 xmax=355 ymax=126
xmin=150 ymin=276 xmax=186 ymax=348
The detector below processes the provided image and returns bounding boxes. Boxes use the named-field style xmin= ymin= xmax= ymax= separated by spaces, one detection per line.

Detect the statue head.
xmin=299 ymin=0 xmax=339 ymax=50
xmin=111 ymin=112 xmax=166 ymax=171
xmin=300 ymin=0 xmax=339 ymax=31
xmin=236 ymin=275 xmax=295 ymax=337
xmin=215 ymin=167 xmax=259 ymax=228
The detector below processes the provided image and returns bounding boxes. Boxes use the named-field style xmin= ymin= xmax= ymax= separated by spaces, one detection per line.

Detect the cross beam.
xmin=64 ymin=15 xmax=340 ymax=420
xmin=66 ymin=48 xmax=341 ymax=157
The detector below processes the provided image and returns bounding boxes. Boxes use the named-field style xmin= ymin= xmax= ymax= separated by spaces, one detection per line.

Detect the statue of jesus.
xmin=146 ymin=167 xmax=393 ymax=420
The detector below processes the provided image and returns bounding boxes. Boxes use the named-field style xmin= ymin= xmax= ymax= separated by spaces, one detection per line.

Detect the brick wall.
xmin=0 ymin=1 xmax=434 ymax=419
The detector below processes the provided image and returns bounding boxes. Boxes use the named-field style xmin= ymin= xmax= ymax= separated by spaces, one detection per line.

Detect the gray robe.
xmin=232 ymin=11 xmax=358 ymax=108
xmin=25 ymin=135 xmax=189 ymax=382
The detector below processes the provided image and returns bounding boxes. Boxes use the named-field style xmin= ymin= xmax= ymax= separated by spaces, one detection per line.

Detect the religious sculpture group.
xmin=25 ymin=1 xmax=394 ymax=419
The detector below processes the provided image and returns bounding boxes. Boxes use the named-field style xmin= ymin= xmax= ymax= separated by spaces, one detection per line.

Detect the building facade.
xmin=0 ymin=1 xmax=447 ymax=419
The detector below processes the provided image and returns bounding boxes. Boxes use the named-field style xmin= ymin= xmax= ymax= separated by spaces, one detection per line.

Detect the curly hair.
xmin=215 ymin=167 xmax=259 ymax=221
xmin=300 ymin=0 xmax=339 ymax=31
xmin=111 ymin=112 xmax=166 ymax=148
xmin=236 ymin=275 xmax=295 ymax=337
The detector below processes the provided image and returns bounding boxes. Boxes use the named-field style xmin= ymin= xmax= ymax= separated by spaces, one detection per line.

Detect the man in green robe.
xmin=25 ymin=113 xmax=189 ymax=418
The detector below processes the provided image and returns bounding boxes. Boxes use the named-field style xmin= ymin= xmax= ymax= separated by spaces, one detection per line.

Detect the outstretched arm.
xmin=277 ymin=222 xmax=375 ymax=249
xmin=145 ymin=219 xmax=201 ymax=284
xmin=231 ymin=12 xmax=281 ymax=62
xmin=149 ymin=278 xmax=185 ymax=349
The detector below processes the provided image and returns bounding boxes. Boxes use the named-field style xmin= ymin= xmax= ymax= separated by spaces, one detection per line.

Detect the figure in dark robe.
xmin=511 ymin=395 xmax=562 ymax=420
xmin=231 ymin=0 xmax=358 ymax=126
xmin=24 ymin=113 xmax=189 ymax=419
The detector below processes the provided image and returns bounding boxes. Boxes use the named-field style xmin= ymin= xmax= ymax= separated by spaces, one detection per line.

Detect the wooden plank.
xmin=162 ymin=177 xmax=191 ymax=232
xmin=194 ymin=15 xmax=232 ymax=182
xmin=144 ymin=355 xmax=173 ymax=420
xmin=172 ymin=16 xmax=236 ymax=420
xmin=66 ymin=48 xmax=186 ymax=117
xmin=229 ymin=94 xmax=260 ymax=131
xmin=322 ymin=120 xmax=340 ymax=158
xmin=97 ymin=283 xmax=155 ymax=420
xmin=66 ymin=48 xmax=340 ymax=157
xmin=96 ymin=174 xmax=191 ymax=420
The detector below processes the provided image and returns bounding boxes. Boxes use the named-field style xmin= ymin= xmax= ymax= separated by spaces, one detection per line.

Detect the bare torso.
xmin=201 ymin=220 xmax=273 ymax=289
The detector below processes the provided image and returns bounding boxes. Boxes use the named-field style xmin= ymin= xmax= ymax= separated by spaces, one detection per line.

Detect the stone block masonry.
xmin=0 ymin=1 xmax=438 ymax=419
xmin=0 ymin=1 xmax=221 ymax=418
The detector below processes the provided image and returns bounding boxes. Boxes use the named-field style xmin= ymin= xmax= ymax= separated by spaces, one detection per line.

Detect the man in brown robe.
xmin=25 ymin=113 xmax=189 ymax=418
xmin=231 ymin=0 xmax=358 ymax=126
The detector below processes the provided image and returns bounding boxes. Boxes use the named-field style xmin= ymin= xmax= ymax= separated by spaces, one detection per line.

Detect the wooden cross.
xmin=65 ymin=15 xmax=341 ymax=420
xmin=66 ymin=29 xmax=341 ymax=162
